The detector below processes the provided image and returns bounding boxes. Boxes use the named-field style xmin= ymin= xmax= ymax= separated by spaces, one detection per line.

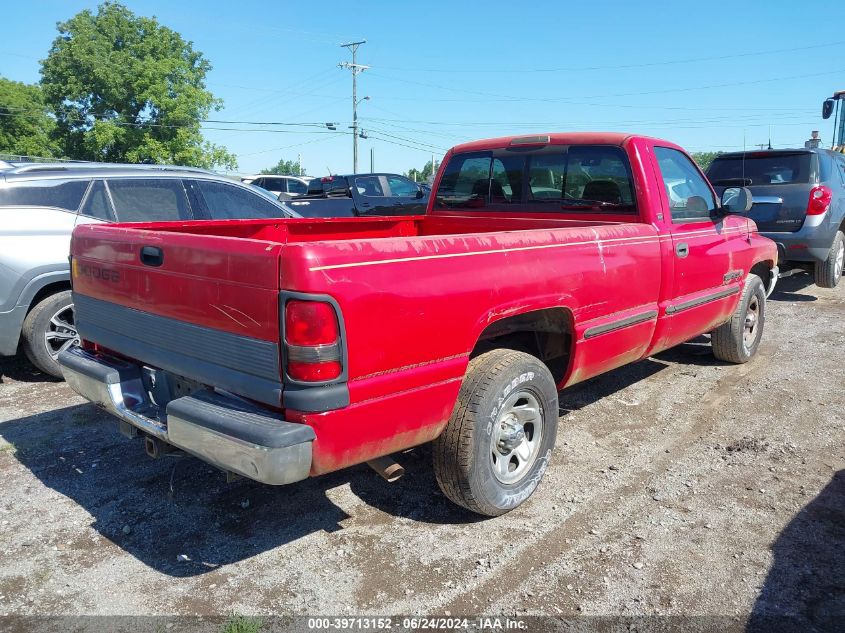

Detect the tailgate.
xmin=745 ymin=183 xmax=810 ymax=233
xmin=70 ymin=223 xmax=284 ymax=406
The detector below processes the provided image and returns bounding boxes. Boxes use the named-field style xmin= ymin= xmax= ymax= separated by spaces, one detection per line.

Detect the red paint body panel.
xmin=69 ymin=133 xmax=778 ymax=476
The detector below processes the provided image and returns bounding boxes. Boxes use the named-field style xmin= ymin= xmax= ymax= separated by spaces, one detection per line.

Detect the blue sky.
xmin=2 ymin=0 xmax=843 ymax=176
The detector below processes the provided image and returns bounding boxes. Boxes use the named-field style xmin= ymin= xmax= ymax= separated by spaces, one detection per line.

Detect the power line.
xmin=365 ymin=68 xmax=845 ymax=104
xmin=376 ymin=40 xmax=845 ymax=74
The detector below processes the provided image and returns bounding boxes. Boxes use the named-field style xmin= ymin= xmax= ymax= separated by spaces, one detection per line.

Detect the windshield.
xmin=707 ymin=152 xmax=813 ymax=186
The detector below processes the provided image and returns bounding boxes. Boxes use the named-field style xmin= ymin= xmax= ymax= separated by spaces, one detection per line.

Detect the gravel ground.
xmin=0 ymin=273 xmax=843 ymax=630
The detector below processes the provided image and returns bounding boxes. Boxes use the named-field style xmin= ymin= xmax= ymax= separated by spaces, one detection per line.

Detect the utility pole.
xmin=297 ymin=153 xmax=302 ymax=176
xmin=370 ymin=147 xmax=374 ymax=173
xmin=339 ymin=40 xmax=368 ymax=173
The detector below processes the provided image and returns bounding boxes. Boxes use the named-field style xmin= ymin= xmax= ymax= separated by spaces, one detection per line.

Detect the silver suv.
xmin=0 ymin=163 xmax=297 ymax=378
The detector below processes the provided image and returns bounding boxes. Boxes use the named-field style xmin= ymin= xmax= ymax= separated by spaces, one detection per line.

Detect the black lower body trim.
xmin=584 ymin=310 xmax=658 ymax=339
xmin=666 ymin=286 xmax=739 ymax=315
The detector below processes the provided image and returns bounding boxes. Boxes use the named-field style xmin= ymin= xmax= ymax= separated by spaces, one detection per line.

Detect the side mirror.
xmin=415 ymin=187 xmax=425 ymax=199
xmin=823 ymin=99 xmax=835 ymax=120
xmin=721 ymin=186 xmax=753 ymax=214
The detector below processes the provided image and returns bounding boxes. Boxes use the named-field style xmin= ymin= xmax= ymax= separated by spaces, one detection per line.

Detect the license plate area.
xmin=140 ymin=367 xmax=204 ymax=421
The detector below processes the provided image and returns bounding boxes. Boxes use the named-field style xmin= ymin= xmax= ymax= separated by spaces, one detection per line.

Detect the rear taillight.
xmin=807 ymin=185 xmax=832 ymax=216
xmin=284 ymin=300 xmax=342 ymax=382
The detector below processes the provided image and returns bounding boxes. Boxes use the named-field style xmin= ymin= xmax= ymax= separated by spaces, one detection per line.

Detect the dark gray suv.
xmin=707 ymin=149 xmax=845 ymax=288
xmin=0 ymin=163 xmax=297 ymax=378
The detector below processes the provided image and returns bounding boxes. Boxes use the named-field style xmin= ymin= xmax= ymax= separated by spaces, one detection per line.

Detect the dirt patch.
xmin=0 ymin=273 xmax=843 ymax=627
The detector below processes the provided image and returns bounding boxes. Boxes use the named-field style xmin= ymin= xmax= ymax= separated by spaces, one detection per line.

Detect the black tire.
xmin=21 ymin=290 xmax=77 ymax=379
xmin=433 ymin=349 xmax=558 ymax=516
xmin=814 ymin=231 xmax=844 ymax=289
xmin=711 ymin=275 xmax=766 ymax=364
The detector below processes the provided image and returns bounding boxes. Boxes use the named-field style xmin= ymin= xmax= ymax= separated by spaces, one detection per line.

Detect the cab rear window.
xmin=434 ymin=145 xmax=636 ymax=213
xmin=707 ymin=152 xmax=813 ymax=186
xmin=0 ymin=179 xmax=90 ymax=211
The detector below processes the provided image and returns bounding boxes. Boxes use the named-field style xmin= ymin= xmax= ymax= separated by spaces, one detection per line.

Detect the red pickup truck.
xmin=59 ymin=133 xmax=778 ymax=516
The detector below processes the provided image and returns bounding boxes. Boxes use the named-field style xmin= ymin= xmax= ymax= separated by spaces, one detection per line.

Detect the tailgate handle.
xmin=140 ymin=246 xmax=164 ymax=267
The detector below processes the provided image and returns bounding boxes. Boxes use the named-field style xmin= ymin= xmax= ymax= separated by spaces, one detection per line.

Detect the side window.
xmin=654 ymin=146 xmax=717 ymax=222
xmin=107 ymin=179 xmax=192 ymax=222
xmin=386 ymin=175 xmax=419 ymax=198
xmin=287 ymin=179 xmax=308 ymax=195
xmin=434 ymin=152 xmax=492 ymax=209
xmin=196 ymin=180 xmax=284 ymax=219
xmin=263 ymin=178 xmax=284 ymax=191
xmin=354 ymin=175 xmax=386 ymax=197
xmin=251 ymin=177 xmax=265 ymax=189
xmin=491 ymin=155 xmax=524 ymax=203
xmin=0 ymin=179 xmax=90 ymax=211
xmin=79 ymin=180 xmax=113 ymax=221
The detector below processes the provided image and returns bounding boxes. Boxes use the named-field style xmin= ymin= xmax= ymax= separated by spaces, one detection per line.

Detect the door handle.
xmin=140 ymin=246 xmax=164 ymax=267
xmin=675 ymin=242 xmax=689 ymax=258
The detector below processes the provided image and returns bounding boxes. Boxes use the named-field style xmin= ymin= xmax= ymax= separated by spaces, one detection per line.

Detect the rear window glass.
xmin=287 ymin=179 xmax=307 ymax=195
xmin=435 ymin=153 xmax=492 ymax=208
xmin=107 ymin=179 xmax=192 ymax=222
xmin=435 ymin=146 xmax=635 ymax=212
xmin=0 ymin=179 xmax=90 ymax=211
xmin=196 ymin=180 xmax=284 ymax=219
xmin=707 ymin=152 xmax=813 ymax=186
xmin=354 ymin=176 xmax=386 ymax=197
xmin=529 ymin=146 xmax=635 ymax=209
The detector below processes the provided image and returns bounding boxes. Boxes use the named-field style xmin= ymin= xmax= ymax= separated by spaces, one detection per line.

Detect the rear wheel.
xmin=711 ymin=274 xmax=765 ymax=364
xmin=21 ymin=291 xmax=78 ymax=378
xmin=432 ymin=349 xmax=558 ymax=516
xmin=814 ymin=231 xmax=844 ymax=289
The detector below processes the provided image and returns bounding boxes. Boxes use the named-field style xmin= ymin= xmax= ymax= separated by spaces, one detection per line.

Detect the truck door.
xmin=651 ymin=146 xmax=748 ymax=347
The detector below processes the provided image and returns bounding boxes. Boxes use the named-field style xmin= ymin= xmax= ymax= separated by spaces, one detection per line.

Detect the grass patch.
xmin=221 ymin=613 xmax=263 ymax=633
xmin=0 ymin=442 xmax=16 ymax=455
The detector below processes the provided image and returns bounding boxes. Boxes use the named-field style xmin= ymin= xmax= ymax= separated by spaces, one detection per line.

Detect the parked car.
xmin=0 ymin=163 xmax=299 ymax=378
xmin=59 ymin=132 xmax=776 ymax=516
xmin=243 ymin=174 xmax=312 ymax=199
xmin=286 ymin=172 xmax=429 ymax=217
xmin=707 ymin=148 xmax=845 ymax=288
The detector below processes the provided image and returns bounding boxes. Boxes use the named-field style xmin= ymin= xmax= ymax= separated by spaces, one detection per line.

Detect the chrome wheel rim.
xmin=490 ymin=390 xmax=543 ymax=485
xmin=743 ymin=295 xmax=761 ymax=351
xmin=45 ymin=304 xmax=79 ymax=360
xmin=835 ymin=241 xmax=844 ymax=281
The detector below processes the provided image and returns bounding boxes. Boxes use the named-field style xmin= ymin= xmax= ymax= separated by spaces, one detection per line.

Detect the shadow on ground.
xmin=0 ymin=354 xmax=58 ymax=384
xmin=0 ymin=401 xmax=478 ymax=578
xmin=768 ymin=271 xmax=819 ymax=303
xmin=747 ymin=470 xmax=845 ymax=632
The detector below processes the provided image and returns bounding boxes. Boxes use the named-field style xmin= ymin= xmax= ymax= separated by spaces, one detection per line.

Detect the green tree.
xmin=691 ymin=151 xmax=722 ymax=172
xmin=40 ymin=2 xmax=236 ymax=169
xmin=0 ymin=77 xmax=60 ymax=158
xmin=406 ymin=158 xmax=439 ymax=183
xmin=260 ymin=157 xmax=303 ymax=176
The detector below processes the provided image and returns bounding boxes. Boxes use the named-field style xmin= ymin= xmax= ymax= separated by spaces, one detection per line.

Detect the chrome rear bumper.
xmin=58 ymin=347 xmax=314 ymax=485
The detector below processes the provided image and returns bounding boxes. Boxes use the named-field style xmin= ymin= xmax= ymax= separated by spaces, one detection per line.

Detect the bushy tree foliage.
xmin=0 ymin=77 xmax=60 ymax=157
xmin=40 ymin=2 xmax=236 ymax=169
xmin=261 ymin=157 xmax=303 ymax=175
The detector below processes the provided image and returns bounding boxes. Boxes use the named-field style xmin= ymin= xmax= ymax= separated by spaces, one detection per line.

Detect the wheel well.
xmin=471 ymin=307 xmax=573 ymax=384
xmin=26 ymin=281 xmax=72 ymax=315
xmin=749 ymin=261 xmax=774 ymax=289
